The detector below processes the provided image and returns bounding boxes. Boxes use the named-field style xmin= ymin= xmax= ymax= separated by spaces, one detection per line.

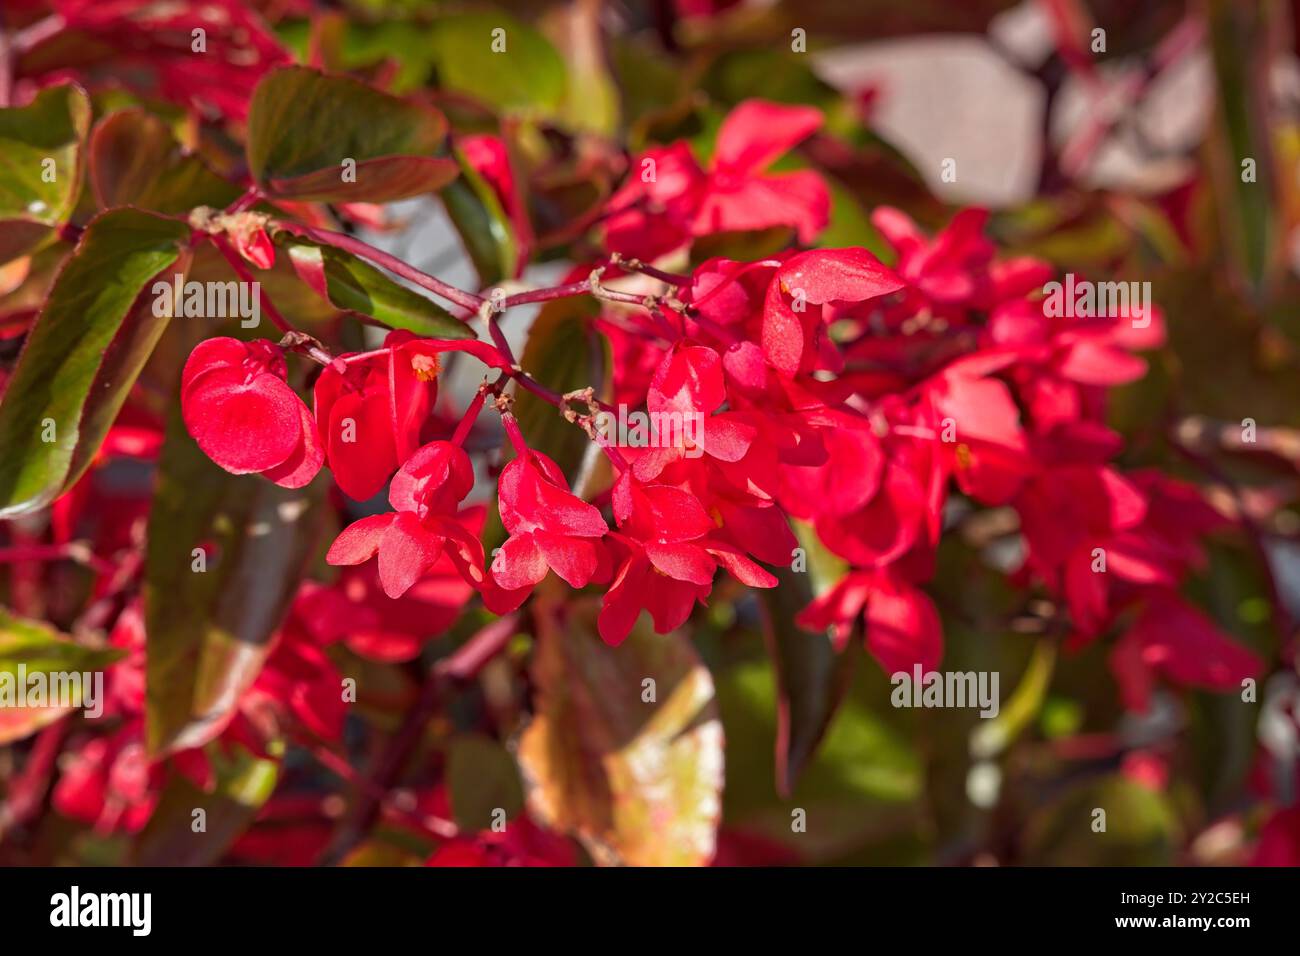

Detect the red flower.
xmin=493 ymin=450 xmax=609 ymax=591
xmin=624 ymin=343 xmax=756 ymax=481
xmin=797 ymin=569 xmax=943 ymax=673
xmin=599 ymin=474 xmax=775 ymax=645
xmin=326 ymin=440 xmax=483 ymax=599
xmin=181 ymin=337 xmax=323 ymax=488
xmin=603 ymin=142 xmax=707 ymax=260
xmin=326 ymin=508 xmax=487 ymax=662
xmin=1109 ymin=595 xmax=1261 ymax=711
xmin=692 ymin=100 xmax=830 ymax=242
xmin=603 ymin=100 xmax=830 ymax=260
xmin=763 ymin=247 xmax=904 ymax=375
xmin=312 ymin=332 xmax=446 ymax=501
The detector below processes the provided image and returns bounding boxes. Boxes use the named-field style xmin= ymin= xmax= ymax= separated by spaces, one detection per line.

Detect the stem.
xmin=451 ymin=388 xmax=487 ymax=447
xmin=278 ymin=222 xmax=484 ymax=314
xmin=226 ymin=186 xmax=261 ymax=215
xmin=0 ymin=23 xmax=12 ymax=109
xmin=502 ymin=279 xmax=655 ymax=311
xmin=0 ymin=542 xmax=114 ymax=575
xmin=319 ymin=613 xmax=521 ymax=863
xmin=310 ymin=746 xmax=458 ymax=841
xmin=501 ymin=413 xmax=530 ymax=458
xmin=0 ymin=719 xmax=68 ymax=843
xmin=609 ymin=252 xmax=691 ymax=286
xmin=10 ymin=14 xmax=64 ymax=54
xmin=484 ymin=306 xmax=517 ymax=367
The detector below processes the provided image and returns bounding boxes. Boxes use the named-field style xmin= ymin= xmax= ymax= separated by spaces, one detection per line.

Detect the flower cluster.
xmin=173 ymin=98 xmax=1259 ymax=709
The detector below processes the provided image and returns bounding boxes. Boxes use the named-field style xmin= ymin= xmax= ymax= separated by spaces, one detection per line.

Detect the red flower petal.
xmin=712 ymin=99 xmax=823 ymax=174
xmin=326 ymin=514 xmax=395 ymax=566
xmin=377 ymin=512 xmax=445 ymax=599
xmin=182 ymin=367 xmax=304 ymax=474
xmin=262 ymin=400 xmax=324 ymax=489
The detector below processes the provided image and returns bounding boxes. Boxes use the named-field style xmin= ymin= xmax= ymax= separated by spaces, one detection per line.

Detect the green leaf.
xmin=0 ymin=83 xmax=92 ymax=263
xmin=0 ymin=609 xmax=125 ymax=744
xmin=716 ymin=654 xmax=925 ymax=863
xmin=1205 ymin=0 xmax=1285 ymax=298
xmin=517 ymin=596 xmax=724 ymax=866
xmin=280 ymin=237 xmax=473 ymax=339
xmin=246 ymin=66 xmax=457 ymax=203
xmin=340 ymin=838 xmax=425 ymax=867
xmin=690 ymin=226 xmax=795 ymax=267
xmin=440 ymin=144 xmax=518 ymax=285
xmin=821 ymin=177 xmax=890 ymax=261
xmin=549 ymin=2 xmax=619 ymax=135
xmin=0 ymin=208 xmax=190 ymax=517
xmin=144 ymin=408 xmax=325 ymax=756
xmin=446 ymin=733 xmax=525 ymax=831
xmin=511 ymin=295 xmax=610 ymax=491
xmin=429 ymin=12 xmax=566 ymax=116
xmin=1023 ymin=775 xmax=1181 ymax=865
xmin=133 ymin=744 xmax=279 ymax=866
xmin=759 ymin=522 xmax=855 ymax=797
xmin=89 ymin=108 xmax=240 ymax=214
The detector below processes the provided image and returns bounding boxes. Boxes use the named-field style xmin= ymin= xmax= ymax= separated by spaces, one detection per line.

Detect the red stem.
xmin=278 ymin=222 xmax=485 ymax=314
xmin=451 ymin=388 xmax=487 ymax=446
xmin=0 ymin=542 xmax=114 ymax=575
xmin=501 ymin=413 xmax=530 ymax=458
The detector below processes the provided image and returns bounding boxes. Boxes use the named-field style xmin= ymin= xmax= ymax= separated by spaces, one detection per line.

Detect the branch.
xmin=318 ymin=613 xmax=521 ymax=863
xmin=277 ymin=222 xmax=485 ymax=314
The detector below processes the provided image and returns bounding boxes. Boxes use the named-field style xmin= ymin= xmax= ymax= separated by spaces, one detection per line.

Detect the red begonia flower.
xmin=494 ymin=450 xmax=609 ymax=591
xmin=603 ymin=100 xmax=830 ymax=261
xmin=1109 ymin=594 xmax=1261 ymax=711
xmin=312 ymin=332 xmax=516 ymax=501
xmin=625 ymin=343 xmax=757 ymax=481
xmin=326 ymin=440 xmax=482 ymax=599
xmin=763 ymin=247 xmax=903 ymax=375
xmin=796 ymin=569 xmax=943 ymax=674
xmin=693 ymin=100 xmax=830 ymax=243
xmin=597 ymin=473 xmax=775 ymax=645
xmin=181 ymin=337 xmax=323 ymax=488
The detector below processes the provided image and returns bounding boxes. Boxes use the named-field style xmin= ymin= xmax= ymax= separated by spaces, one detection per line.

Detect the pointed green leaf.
xmin=0 ymin=208 xmax=190 ymax=517
xmin=0 ymin=609 xmax=125 ymax=744
xmin=0 ymin=83 xmax=92 ymax=263
xmin=133 ymin=744 xmax=279 ymax=866
xmin=144 ymin=408 xmax=325 ymax=756
xmin=441 ymin=144 xmax=519 ymax=285
xmin=281 ymin=237 xmax=473 ymax=339
xmin=89 ymin=108 xmax=240 ymax=214
xmin=246 ymin=66 xmax=457 ymax=202
xmin=429 ymin=13 xmax=566 ymax=116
